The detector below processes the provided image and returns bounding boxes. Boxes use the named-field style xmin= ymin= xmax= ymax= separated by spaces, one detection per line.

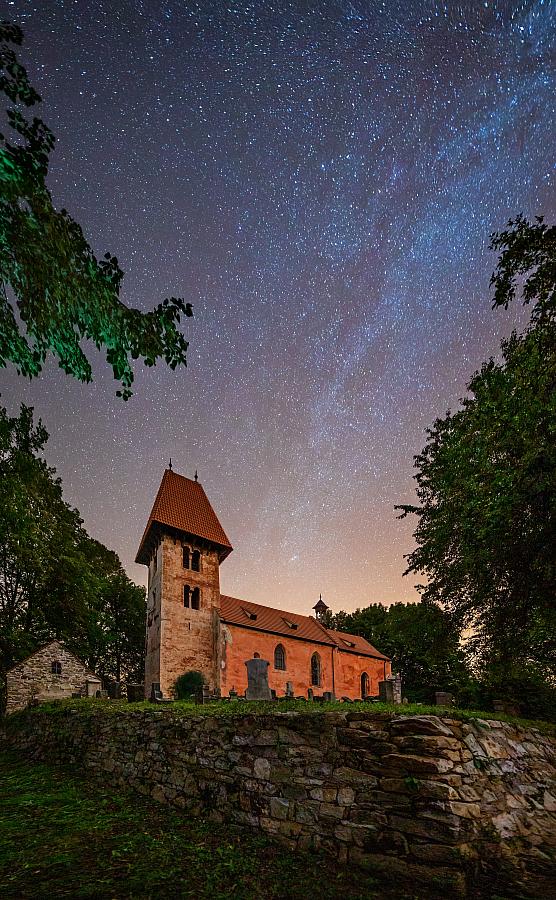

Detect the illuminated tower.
xmin=135 ymin=468 xmax=232 ymax=698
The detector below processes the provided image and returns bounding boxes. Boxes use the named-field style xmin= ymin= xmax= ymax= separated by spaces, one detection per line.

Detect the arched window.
xmin=274 ymin=644 xmax=286 ymax=670
xmin=310 ymin=653 xmax=321 ymax=687
xmin=191 ymin=549 xmax=201 ymax=572
xmin=361 ymin=672 xmax=370 ymax=699
xmin=51 ymin=661 xmax=62 ymax=675
xmin=182 ymin=546 xmax=190 ymax=569
xmin=183 ymin=585 xmax=191 ymax=608
xmin=191 ymin=587 xmax=200 ymax=610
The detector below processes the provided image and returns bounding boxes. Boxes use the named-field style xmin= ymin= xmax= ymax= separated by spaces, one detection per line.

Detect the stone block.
xmin=253 ymin=757 xmax=270 ymax=779
xmin=269 ymin=797 xmax=290 ymax=820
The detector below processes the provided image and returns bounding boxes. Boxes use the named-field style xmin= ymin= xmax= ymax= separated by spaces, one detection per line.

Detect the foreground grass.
xmin=0 ymin=751 xmax=391 ymax=900
xmin=11 ymin=696 xmax=555 ymax=735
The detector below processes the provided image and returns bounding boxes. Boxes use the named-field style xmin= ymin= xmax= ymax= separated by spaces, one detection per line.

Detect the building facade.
xmin=136 ymin=469 xmax=391 ymax=700
xmin=6 ymin=640 xmax=101 ymax=713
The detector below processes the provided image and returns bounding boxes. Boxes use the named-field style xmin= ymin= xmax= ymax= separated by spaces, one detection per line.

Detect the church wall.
xmin=158 ymin=536 xmax=221 ymax=697
xmin=334 ymin=650 xmax=391 ymax=699
xmin=220 ymin=624 xmax=335 ymax=698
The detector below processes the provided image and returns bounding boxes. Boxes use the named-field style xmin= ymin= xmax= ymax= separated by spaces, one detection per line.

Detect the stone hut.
xmin=5 ymin=640 xmax=101 ymax=714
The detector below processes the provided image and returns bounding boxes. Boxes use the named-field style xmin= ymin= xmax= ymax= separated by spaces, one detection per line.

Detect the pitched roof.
xmin=136 ymin=470 xmax=232 ymax=564
xmin=326 ymin=628 xmax=390 ymax=661
xmin=220 ymin=595 xmax=390 ymax=660
xmin=6 ymin=639 xmax=99 ymax=677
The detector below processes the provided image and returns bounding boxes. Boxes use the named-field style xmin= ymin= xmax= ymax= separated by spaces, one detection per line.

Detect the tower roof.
xmin=135 ymin=469 xmax=232 ymax=564
xmin=313 ymin=596 xmax=329 ymax=612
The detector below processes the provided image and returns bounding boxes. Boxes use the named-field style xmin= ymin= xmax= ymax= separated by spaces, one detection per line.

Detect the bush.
xmin=174 ymin=671 xmax=205 ymax=700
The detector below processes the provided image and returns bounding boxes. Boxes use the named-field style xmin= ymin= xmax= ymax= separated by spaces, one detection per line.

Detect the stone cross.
xmin=245 ymin=657 xmax=272 ymax=700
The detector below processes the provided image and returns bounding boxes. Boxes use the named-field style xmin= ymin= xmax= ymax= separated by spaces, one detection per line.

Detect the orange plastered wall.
xmin=333 ymin=652 xmax=390 ymax=698
xmin=220 ymin=624 xmax=390 ymax=699
xmin=221 ymin=624 xmax=334 ymax=697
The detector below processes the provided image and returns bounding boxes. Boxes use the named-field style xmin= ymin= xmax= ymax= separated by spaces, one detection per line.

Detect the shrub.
xmin=174 ymin=671 xmax=205 ymax=700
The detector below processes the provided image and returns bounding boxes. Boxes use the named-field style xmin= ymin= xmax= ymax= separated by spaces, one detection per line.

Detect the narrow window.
xmin=191 ymin=549 xmax=200 ymax=572
xmin=153 ymin=550 xmax=157 ymax=573
xmin=183 ymin=546 xmax=190 ymax=569
xmin=191 ymin=587 xmax=200 ymax=610
xmin=361 ymin=672 xmax=370 ymax=698
xmin=310 ymin=653 xmax=321 ymax=687
xmin=51 ymin=661 xmax=62 ymax=675
xmin=183 ymin=585 xmax=190 ymax=608
xmin=274 ymin=644 xmax=286 ymax=670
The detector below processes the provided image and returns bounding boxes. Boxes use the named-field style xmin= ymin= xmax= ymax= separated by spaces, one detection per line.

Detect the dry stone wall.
xmin=2 ymin=706 xmax=555 ymax=898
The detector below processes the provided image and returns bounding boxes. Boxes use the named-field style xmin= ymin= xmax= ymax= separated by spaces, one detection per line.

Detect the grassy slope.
xmin=7 ymin=697 xmax=554 ymax=734
xmin=0 ymin=751 xmax=390 ymax=900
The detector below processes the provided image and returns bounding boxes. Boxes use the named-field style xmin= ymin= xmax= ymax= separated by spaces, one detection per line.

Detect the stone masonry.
xmin=2 ymin=706 xmax=555 ymax=897
xmin=5 ymin=641 xmax=100 ymax=713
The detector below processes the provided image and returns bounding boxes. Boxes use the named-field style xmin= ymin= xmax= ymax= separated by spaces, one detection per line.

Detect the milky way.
xmin=1 ymin=1 xmax=554 ymax=613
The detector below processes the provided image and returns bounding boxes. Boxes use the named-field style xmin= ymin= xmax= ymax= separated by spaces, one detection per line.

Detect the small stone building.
xmin=6 ymin=640 xmax=101 ymax=714
xmin=137 ymin=468 xmax=392 ymax=700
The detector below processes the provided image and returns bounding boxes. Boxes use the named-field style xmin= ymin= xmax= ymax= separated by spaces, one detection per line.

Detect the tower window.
xmin=191 ymin=587 xmax=200 ymax=610
xmin=183 ymin=546 xmax=190 ymax=569
xmin=183 ymin=585 xmax=190 ymax=608
xmin=51 ymin=661 xmax=62 ymax=675
xmin=153 ymin=550 xmax=157 ymax=573
xmin=310 ymin=653 xmax=321 ymax=687
xmin=191 ymin=549 xmax=200 ymax=572
xmin=274 ymin=644 xmax=286 ymax=671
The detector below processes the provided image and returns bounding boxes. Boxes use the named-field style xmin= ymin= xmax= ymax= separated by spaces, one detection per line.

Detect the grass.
xmin=7 ymin=696 xmax=555 ymax=735
xmin=0 ymin=750 xmax=394 ymax=900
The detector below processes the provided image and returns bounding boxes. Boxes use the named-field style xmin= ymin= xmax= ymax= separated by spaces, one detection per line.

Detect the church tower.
xmin=135 ymin=468 xmax=232 ymax=698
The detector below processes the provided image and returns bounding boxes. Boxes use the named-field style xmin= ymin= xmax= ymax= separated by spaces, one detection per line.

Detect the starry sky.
xmin=1 ymin=1 xmax=554 ymax=614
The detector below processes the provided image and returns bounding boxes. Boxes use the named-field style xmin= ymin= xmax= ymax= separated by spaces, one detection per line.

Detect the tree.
xmin=397 ymin=217 xmax=556 ymax=692
xmin=0 ymin=22 xmax=192 ymax=399
xmin=0 ymin=400 xmax=145 ymax=709
xmin=84 ymin=542 xmax=146 ymax=684
xmin=330 ymin=601 xmax=468 ymax=702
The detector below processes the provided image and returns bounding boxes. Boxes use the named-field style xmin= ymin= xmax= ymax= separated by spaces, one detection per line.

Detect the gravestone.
xmin=435 ymin=691 xmax=455 ymax=707
xmin=285 ymin=681 xmax=294 ymax=699
xmin=378 ymin=673 xmax=402 ymax=705
xmin=126 ymin=683 xmax=144 ymax=703
xmin=244 ymin=657 xmax=272 ymax=700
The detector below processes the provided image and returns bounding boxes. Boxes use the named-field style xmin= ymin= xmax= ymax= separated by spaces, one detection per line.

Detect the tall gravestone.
xmin=245 ymin=658 xmax=272 ymax=700
xmin=378 ymin=673 xmax=402 ymax=705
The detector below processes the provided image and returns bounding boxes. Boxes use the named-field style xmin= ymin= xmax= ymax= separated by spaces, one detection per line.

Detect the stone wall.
xmin=2 ymin=706 xmax=555 ymax=897
xmin=5 ymin=642 xmax=99 ymax=713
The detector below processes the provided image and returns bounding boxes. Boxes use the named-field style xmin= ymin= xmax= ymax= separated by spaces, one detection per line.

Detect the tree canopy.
xmin=0 ymin=21 xmax=192 ymax=399
xmin=331 ymin=601 xmax=468 ymax=702
xmin=0 ymin=400 xmax=145 ymax=709
xmin=397 ymin=217 xmax=556 ymax=691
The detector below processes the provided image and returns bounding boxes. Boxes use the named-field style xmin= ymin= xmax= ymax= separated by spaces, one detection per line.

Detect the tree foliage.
xmin=0 ymin=22 xmax=192 ymax=399
xmin=397 ymin=217 xmax=556 ymax=688
xmin=330 ymin=601 xmax=468 ymax=702
xmin=0 ymin=400 xmax=146 ymax=709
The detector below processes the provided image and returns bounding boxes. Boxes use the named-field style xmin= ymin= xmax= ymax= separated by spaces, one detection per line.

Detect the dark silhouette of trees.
xmin=397 ymin=217 xmax=556 ymax=696
xmin=0 ymin=22 xmax=192 ymax=399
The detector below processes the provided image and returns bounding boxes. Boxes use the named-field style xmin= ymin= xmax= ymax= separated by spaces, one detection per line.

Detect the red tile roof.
xmin=136 ymin=470 xmax=232 ymax=564
xmin=326 ymin=628 xmax=389 ymax=661
xmin=220 ymin=595 xmax=390 ymax=660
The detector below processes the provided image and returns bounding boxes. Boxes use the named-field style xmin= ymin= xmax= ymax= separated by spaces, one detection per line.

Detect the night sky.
xmin=1 ymin=1 xmax=554 ymax=614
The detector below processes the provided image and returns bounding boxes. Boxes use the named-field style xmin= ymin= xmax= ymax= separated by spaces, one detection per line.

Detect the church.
xmin=136 ymin=468 xmax=391 ymax=700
